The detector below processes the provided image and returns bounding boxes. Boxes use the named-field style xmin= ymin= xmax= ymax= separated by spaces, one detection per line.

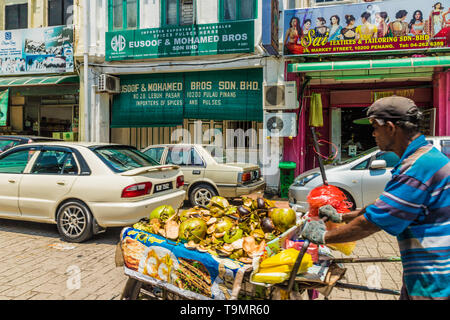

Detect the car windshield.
xmin=203 ymin=145 xmax=227 ymax=163
xmin=335 ymin=147 xmax=378 ymax=165
xmin=92 ymin=146 xmax=159 ymax=172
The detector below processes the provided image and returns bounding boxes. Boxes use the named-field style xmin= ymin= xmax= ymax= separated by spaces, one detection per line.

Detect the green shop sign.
xmin=0 ymin=89 xmax=8 ymax=126
xmin=106 ymin=21 xmax=254 ymax=61
xmin=111 ymin=69 xmax=262 ymax=128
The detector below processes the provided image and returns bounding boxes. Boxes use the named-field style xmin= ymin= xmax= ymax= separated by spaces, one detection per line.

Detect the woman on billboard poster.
xmin=314 ymin=17 xmax=330 ymax=39
xmin=375 ymin=11 xmax=390 ymax=37
xmin=428 ymin=2 xmax=445 ymax=37
xmin=328 ymin=15 xmax=343 ymax=41
xmin=302 ymin=19 xmax=312 ymax=38
xmin=341 ymin=15 xmax=357 ymax=40
xmin=284 ymin=16 xmax=304 ymax=55
xmin=409 ymin=10 xmax=425 ymax=36
xmin=434 ymin=6 xmax=450 ymax=41
xmin=444 ymin=7 xmax=450 ymax=28
xmin=356 ymin=12 xmax=378 ymax=39
xmin=388 ymin=10 xmax=409 ymax=37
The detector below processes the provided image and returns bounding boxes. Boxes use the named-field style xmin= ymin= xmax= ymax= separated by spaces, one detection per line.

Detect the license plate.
xmin=154 ymin=182 xmax=172 ymax=193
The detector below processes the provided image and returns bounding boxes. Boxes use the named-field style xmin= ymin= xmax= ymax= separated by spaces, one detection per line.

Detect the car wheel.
xmin=56 ymin=200 xmax=94 ymax=243
xmin=340 ymin=189 xmax=356 ymax=211
xmin=189 ymin=184 xmax=217 ymax=207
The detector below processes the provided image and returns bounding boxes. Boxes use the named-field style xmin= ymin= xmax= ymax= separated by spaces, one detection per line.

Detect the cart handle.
xmin=283 ymin=216 xmax=328 ymax=293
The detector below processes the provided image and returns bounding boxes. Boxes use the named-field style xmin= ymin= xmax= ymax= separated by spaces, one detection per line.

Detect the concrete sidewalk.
xmin=0 ymin=194 xmax=402 ymax=300
xmin=247 ymin=192 xmax=403 ymax=300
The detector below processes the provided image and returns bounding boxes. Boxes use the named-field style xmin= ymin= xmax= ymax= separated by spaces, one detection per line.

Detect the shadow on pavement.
xmin=0 ymin=218 xmax=60 ymax=240
xmin=0 ymin=217 xmax=128 ymax=246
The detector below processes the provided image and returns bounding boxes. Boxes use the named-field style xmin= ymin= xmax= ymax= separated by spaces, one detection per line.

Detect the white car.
xmin=0 ymin=142 xmax=185 ymax=242
xmin=141 ymin=144 xmax=266 ymax=207
xmin=289 ymin=136 xmax=450 ymax=213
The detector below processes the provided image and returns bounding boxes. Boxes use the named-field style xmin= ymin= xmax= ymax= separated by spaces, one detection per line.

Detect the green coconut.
xmin=178 ymin=218 xmax=207 ymax=243
xmin=270 ymin=208 xmax=297 ymax=232
xmin=215 ymin=217 xmax=234 ymax=233
xmin=223 ymin=228 xmax=244 ymax=244
xmin=149 ymin=205 xmax=176 ymax=221
xmin=178 ymin=208 xmax=198 ymax=222
xmin=208 ymin=196 xmax=229 ymax=209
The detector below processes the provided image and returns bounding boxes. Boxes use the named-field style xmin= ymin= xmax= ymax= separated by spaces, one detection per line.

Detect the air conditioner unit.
xmin=98 ymin=74 xmax=120 ymax=94
xmin=264 ymin=112 xmax=297 ymax=137
xmin=263 ymin=81 xmax=298 ymax=110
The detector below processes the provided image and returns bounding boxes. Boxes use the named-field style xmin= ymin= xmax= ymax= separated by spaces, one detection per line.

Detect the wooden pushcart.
xmin=116 ymin=238 xmax=401 ymax=300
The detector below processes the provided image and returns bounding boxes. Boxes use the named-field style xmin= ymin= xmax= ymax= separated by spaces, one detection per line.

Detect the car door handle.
xmin=57 ymin=181 xmax=66 ymax=186
xmin=8 ymin=179 xmax=16 ymax=183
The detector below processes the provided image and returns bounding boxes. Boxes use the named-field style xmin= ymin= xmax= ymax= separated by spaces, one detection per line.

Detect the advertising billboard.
xmin=0 ymin=25 xmax=74 ymax=75
xmin=106 ymin=21 xmax=254 ymax=61
xmin=283 ymin=0 xmax=450 ymax=56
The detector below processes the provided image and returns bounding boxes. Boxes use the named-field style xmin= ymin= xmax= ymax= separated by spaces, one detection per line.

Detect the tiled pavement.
xmin=0 ymin=197 xmax=402 ymax=300
xmin=0 ymin=218 xmax=127 ymax=300
xmin=267 ymin=195 xmax=403 ymax=300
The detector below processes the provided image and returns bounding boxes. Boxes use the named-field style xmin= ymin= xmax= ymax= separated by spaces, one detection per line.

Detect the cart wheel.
xmin=120 ymin=278 xmax=142 ymax=300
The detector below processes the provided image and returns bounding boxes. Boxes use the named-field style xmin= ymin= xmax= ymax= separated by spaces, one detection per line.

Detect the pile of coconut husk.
xmin=133 ymin=196 xmax=298 ymax=264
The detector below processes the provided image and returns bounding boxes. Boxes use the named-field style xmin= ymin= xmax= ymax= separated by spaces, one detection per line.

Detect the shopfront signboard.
xmin=111 ymin=69 xmax=263 ymax=128
xmin=0 ymin=89 xmax=9 ymax=126
xmin=106 ymin=21 xmax=254 ymax=61
xmin=283 ymin=0 xmax=450 ymax=56
xmin=0 ymin=25 xmax=74 ymax=75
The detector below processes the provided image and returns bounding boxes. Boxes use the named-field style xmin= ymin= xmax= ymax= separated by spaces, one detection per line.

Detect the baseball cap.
xmin=353 ymin=96 xmax=421 ymax=125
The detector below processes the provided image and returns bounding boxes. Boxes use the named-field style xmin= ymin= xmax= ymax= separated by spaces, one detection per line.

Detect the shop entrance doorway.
xmin=2 ymin=93 xmax=79 ymax=140
xmin=331 ymin=107 xmax=377 ymax=162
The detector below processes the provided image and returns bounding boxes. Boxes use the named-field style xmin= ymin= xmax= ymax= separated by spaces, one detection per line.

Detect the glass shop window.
xmin=165 ymin=0 xmax=195 ymax=26
xmin=110 ymin=0 xmax=138 ymax=30
xmin=5 ymin=3 xmax=28 ymax=30
xmin=221 ymin=0 xmax=256 ymax=21
xmin=48 ymin=0 xmax=74 ymax=26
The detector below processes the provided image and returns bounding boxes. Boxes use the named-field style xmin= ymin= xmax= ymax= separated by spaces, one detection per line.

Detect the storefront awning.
xmin=288 ymin=56 xmax=450 ymax=73
xmin=0 ymin=75 xmax=79 ymax=87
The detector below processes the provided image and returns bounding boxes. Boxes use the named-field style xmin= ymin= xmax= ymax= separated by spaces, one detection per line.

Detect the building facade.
xmin=0 ymin=0 xmax=79 ymax=141
xmin=281 ymin=0 xmax=450 ymax=179
xmin=74 ymin=0 xmax=287 ymax=193
xmin=2 ymin=0 xmax=447 ymax=196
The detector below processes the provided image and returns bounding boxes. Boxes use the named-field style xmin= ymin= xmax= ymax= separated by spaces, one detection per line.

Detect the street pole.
xmin=83 ymin=0 xmax=90 ymax=142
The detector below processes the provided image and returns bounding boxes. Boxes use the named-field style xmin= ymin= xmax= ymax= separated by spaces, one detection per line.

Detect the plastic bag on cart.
xmin=307 ymin=185 xmax=352 ymax=217
xmin=306 ymin=185 xmax=356 ymax=256
xmin=251 ymin=248 xmax=313 ymax=285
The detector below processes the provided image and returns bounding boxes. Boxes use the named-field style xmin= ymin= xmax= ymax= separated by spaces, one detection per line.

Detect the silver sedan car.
xmin=289 ymin=135 xmax=450 ymax=213
xmin=288 ymin=147 xmax=399 ymax=213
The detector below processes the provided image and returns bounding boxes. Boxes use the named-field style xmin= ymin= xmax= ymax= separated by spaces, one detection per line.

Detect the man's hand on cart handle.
xmin=300 ymin=219 xmax=327 ymax=245
xmin=318 ymin=205 xmax=342 ymax=223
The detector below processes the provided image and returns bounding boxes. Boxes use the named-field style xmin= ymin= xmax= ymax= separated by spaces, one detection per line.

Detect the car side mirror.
xmin=370 ymin=159 xmax=387 ymax=169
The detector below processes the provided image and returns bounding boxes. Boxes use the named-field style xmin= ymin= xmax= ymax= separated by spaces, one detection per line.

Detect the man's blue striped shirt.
xmin=364 ymin=135 xmax=450 ymax=300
